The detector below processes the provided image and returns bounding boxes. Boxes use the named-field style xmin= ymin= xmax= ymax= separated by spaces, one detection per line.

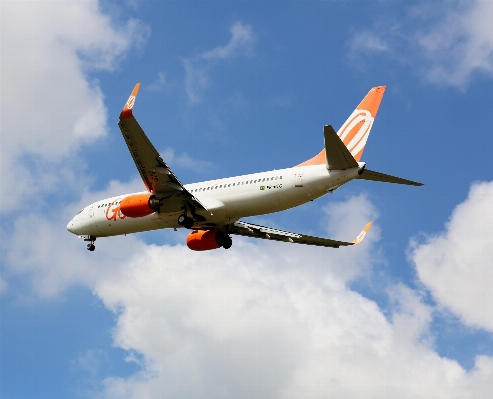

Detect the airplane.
xmin=67 ymin=84 xmax=422 ymax=252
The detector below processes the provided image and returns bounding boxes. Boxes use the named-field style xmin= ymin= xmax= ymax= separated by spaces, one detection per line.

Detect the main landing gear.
xmin=84 ymin=235 xmax=96 ymax=251
xmin=177 ymin=214 xmax=195 ymax=229
xmin=216 ymin=231 xmax=232 ymax=249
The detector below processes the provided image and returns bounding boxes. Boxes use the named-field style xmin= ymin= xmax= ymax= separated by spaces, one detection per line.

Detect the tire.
xmin=177 ymin=214 xmax=186 ymax=225
xmin=87 ymin=244 xmax=95 ymax=251
xmin=222 ymin=237 xmax=232 ymax=249
xmin=215 ymin=232 xmax=232 ymax=249
xmin=183 ymin=216 xmax=194 ymax=229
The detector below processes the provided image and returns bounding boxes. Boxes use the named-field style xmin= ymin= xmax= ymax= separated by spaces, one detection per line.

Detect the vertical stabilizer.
xmin=338 ymin=86 xmax=386 ymax=161
xmin=296 ymin=86 xmax=385 ymax=167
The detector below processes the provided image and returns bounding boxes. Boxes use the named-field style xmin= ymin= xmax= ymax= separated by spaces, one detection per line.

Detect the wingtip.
xmin=120 ymin=82 xmax=141 ymax=120
xmin=353 ymin=221 xmax=373 ymax=244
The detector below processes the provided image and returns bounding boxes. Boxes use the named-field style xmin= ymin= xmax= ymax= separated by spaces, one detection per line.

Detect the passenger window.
xmin=280 ymin=176 xmax=282 ymax=179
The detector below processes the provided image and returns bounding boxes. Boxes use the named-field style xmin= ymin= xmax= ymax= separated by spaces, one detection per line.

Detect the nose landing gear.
xmin=83 ymin=235 xmax=96 ymax=251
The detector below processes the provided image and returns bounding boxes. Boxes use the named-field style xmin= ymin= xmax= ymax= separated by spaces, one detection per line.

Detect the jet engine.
xmin=186 ymin=230 xmax=232 ymax=251
xmin=120 ymin=194 xmax=160 ymax=218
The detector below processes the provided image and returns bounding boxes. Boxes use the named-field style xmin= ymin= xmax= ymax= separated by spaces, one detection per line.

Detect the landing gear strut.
xmin=178 ymin=214 xmax=195 ymax=229
xmin=84 ymin=235 xmax=96 ymax=251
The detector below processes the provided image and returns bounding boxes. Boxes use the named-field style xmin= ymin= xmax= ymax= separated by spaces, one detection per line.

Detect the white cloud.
xmin=147 ymin=72 xmax=167 ymax=92
xmin=3 ymin=176 xmax=144 ymax=298
xmin=201 ymin=21 xmax=254 ymax=61
xmin=411 ymin=180 xmax=493 ymax=332
xmin=0 ymin=1 xmax=149 ymax=212
xmin=183 ymin=21 xmax=255 ymax=104
xmin=5 ymin=173 xmax=493 ymax=397
xmin=348 ymin=1 xmax=493 ymax=88
xmin=159 ymin=148 xmax=215 ymax=175
xmin=416 ymin=1 xmax=493 ymax=87
xmin=93 ymin=237 xmax=492 ymax=398
xmin=349 ymin=32 xmax=389 ymax=55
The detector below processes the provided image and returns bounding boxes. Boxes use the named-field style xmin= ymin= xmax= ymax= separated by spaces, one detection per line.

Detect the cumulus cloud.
xmin=416 ymin=1 xmax=493 ymax=87
xmin=349 ymin=31 xmax=389 ymax=56
xmin=147 ymin=72 xmax=167 ymax=92
xmin=5 ymin=163 xmax=493 ymax=397
xmin=3 ymin=176 xmax=144 ymax=298
xmin=93 ymin=234 xmax=492 ymax=398
xmin=183 ymin=21 xmax=255 ymax=104
xmin=411 ymin=180 xmax=493 ymax=332
xmin=348 ymin=1 xmax=493 ymax=88
xmin=0 ymin=1 xmax=149 ymax=212
xmin=159 ymin=147 xmax=215 ymax=175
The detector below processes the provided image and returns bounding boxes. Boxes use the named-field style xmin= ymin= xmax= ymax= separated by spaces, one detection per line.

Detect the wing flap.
xmin=229 ymin=220 xmax=372 ymax=248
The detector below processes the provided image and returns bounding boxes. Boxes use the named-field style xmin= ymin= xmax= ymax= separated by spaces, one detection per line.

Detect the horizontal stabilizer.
xmin=357 ymin=169 xmax=423 ymax=186
xmin=324 ymin=125 xmax=359 ymax=170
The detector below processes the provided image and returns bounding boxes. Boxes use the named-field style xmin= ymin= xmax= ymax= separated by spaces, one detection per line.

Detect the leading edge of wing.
xmin=229 ymin=221 xmax=372 ymax=248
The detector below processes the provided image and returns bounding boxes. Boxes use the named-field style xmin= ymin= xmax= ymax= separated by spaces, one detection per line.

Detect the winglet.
xmin=120 ymin=83 xmax=140 ymax=120
xmin=352 ymin=221 xmax=372 ymax=244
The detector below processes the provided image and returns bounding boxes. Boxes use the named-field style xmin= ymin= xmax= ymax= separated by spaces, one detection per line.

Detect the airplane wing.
xmin=227 ymin=220 xmax=372 ymax=248
xmin=118 ymin=83 xmax=207 ymax=215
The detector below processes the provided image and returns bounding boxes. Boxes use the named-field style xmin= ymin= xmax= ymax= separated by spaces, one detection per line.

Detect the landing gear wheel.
xmin=215 ymin=231 xmax=233 ymax=249
xmin=178 ymin=214 xmax=194 ymax=229
xmin=87 ymin=243 xmax=95 ymax=251
xmin=222 ymin=237 xmax=232 ymax=249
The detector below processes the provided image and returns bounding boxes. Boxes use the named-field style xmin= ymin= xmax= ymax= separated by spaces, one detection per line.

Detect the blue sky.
xmin=2 ymin=1 xmax=493 ymax=398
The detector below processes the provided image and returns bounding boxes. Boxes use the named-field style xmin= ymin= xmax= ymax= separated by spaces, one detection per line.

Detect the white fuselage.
xmin=67 ymin=164 xmax=362 ymax=238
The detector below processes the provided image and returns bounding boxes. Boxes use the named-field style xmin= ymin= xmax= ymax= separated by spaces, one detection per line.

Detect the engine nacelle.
xmin=186 ymin=230 xmax=225 ymax=251
xmin=120 ymin=194 xmax=158 ymax=218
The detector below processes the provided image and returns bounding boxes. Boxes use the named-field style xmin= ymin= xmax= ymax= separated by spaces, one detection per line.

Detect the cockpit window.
xmin=77 ymin=209 xmax=84 ymax=215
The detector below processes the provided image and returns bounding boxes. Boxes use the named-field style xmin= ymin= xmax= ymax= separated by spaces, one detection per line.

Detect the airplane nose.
xmin=66 ymin=219 xmax=77 ymax=234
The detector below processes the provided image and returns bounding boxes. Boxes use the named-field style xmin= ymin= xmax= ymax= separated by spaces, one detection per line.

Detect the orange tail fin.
xmin=338 ymin=86 xmax=386 ymax=162
xmin=296 ymin=86 xmax=386 ymax=167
